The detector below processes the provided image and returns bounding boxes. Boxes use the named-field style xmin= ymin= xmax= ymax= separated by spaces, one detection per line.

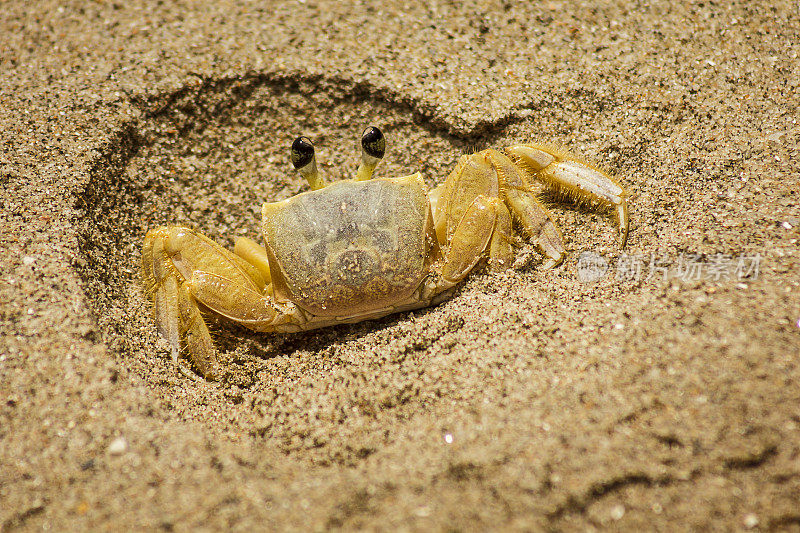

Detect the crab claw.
xmin=506 ymin=144 xmax=630 ymax=247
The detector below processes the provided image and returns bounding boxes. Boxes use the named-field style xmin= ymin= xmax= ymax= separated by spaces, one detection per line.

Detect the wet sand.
xmin=2 ymin=1 xmax=799 ymax=530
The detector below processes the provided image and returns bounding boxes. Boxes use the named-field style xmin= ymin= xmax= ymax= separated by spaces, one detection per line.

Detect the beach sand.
xmin=2 ymin=1 xmax=799 ymax=530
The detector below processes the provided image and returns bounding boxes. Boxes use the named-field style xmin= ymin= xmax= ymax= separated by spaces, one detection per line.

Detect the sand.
xmin=2 ymin=0 xmax=799 ymax=530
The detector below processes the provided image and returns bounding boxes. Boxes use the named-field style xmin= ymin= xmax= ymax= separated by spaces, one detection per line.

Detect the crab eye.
xmin=355 ymin=126 xmax=385 ymax=181
xmin=290 ymin=136 xmax=315 ymax=170
xmin=291 ymin=136 xmax=323 ymax=190
xmin=361 ymin=126 xmax=385 ymax=159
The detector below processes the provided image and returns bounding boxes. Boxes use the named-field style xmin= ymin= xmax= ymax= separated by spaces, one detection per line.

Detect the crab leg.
xmin=142 ymin=226 xmax=277 ymax=378
xmin=434 ymin=153 xmax=502 ymax=244
xmin=185 ymin=270 xmax=303 ymax=332
xmin=143 ymin=235 xmax=180 ymax=366
xmin=483 ymin=149 xmax=566 ymax=268
xmin=427 ymin=182 xmax=447 ymax=245
xmin=142 ymin=228 xmax=218 ymax=378
xmin=488 ymin=199 xmax=514 ymax=270
xmin=437 ymin=149 xmax=565 ymax=268
xmin=506 ymin=144 xmax=630 ymax=247
xmin=175 ymin=277 xmax=216 ymax=376
xmin=233 ymin=236 xmax=271 ymax=287
xmin=423 ymin=195 xmax=513 ymax=300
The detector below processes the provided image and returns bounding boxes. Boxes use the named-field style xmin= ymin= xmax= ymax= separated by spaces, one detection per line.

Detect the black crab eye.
xmin=291 ymin=136 xmax=315 ymax=169
xmin=361 ymin=126 xmax=385 ymax=159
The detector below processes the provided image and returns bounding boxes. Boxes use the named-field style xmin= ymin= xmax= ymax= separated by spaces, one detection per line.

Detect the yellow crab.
xmin=142 ymin=127 xmax=629 ymax=379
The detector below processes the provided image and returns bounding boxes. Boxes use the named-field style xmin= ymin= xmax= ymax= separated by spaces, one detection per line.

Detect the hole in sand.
xmin=75 ymin=73 xmax=478 ymax=458
xmin=75 ymin=73 xmax=623 ymax=462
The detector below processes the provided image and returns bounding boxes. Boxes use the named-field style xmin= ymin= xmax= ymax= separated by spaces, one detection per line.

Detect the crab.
xmin=142 ymin=126 xmax=629 ymax=379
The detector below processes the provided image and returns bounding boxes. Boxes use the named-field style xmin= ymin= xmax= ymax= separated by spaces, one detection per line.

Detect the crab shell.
xmin=262 ymin=174 xmax=440 ymax=318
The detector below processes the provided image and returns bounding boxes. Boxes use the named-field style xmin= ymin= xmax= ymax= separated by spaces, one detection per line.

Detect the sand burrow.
xmin=75 ymin=73 xmax=472 ymax=389
xmin=70 ymin=73 xmax=637 ymax=463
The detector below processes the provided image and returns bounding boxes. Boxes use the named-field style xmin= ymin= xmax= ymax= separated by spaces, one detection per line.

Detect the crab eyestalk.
xmin=291 ymin=136 xmax=324 ymax=190
xmin=355 ymin=126 xmax=385 ymax=181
